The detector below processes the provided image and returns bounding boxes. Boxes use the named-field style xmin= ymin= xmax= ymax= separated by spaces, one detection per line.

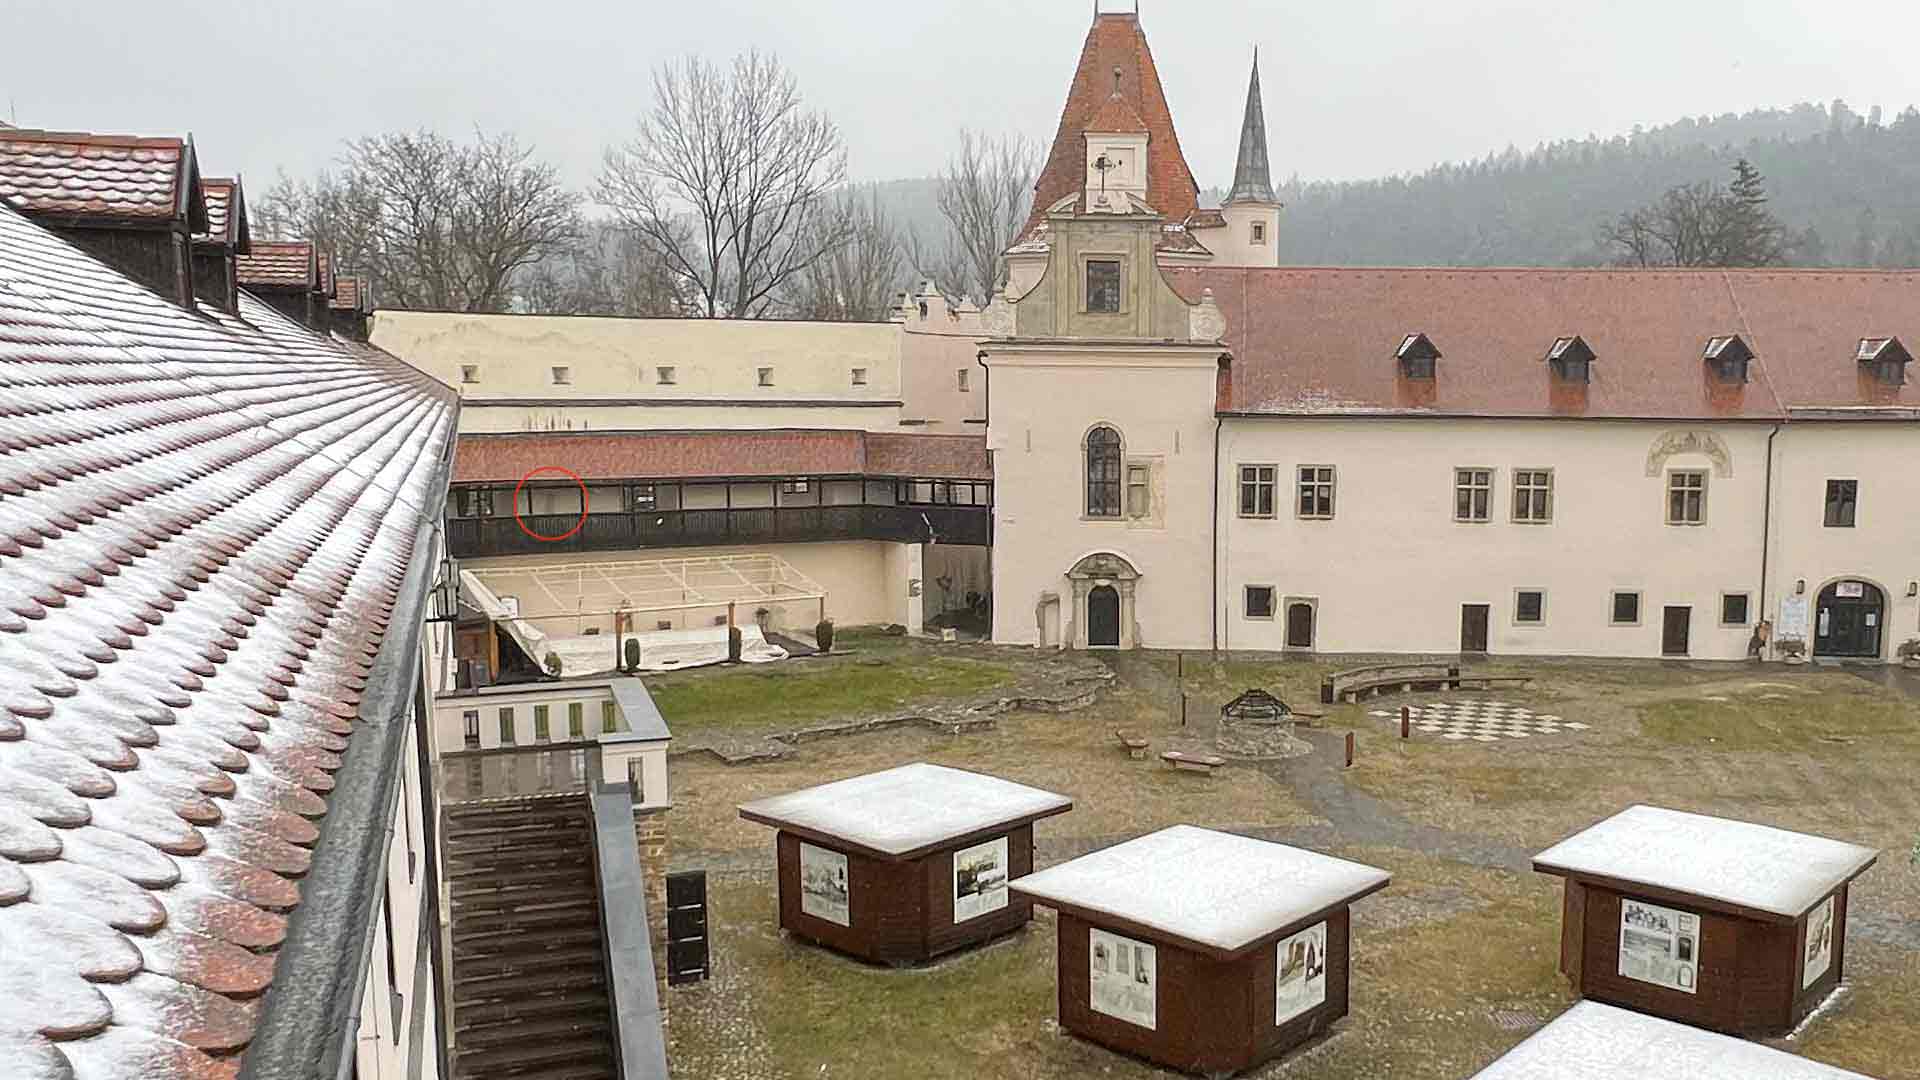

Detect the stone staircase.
xmin=446 ymin=795 xmax=616 ymax=1079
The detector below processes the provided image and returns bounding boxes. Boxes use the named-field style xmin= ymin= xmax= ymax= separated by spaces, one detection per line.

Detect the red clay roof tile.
xmin=235 ymin=239 xmax=316 ymax=290
xmin=0 ymin=202 xmax=454 ymax=1075
xmin=0 ymin=129 xmax=203 ymax=230
xmin=1024 ymin=14 xmax=1200 ymax=240
xmin=1169 ymin=266 xmax=1920 ymax=418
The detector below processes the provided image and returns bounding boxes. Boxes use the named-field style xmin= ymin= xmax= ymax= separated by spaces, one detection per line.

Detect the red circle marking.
xmin=512 ymin=466 xmax=590 ymax=542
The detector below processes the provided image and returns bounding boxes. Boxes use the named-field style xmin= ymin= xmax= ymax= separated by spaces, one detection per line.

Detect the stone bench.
xmin=1114 ymin=730 xmax=1150 ymax=760
xmin=1321 ymin=663 xmax=1461 ymax=704
xmin=1160 ymin=750 xmax=1225 ymax=775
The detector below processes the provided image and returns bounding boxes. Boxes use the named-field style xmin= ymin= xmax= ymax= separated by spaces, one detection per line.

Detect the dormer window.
xmin=1857 ymin=337 xmax=1913 ymax=385
xmin=1703 ymin=335 xmax=1753 ymax=384
xmin=1396 ymin=333 xmax=1441 ymax=380
xmin=1547 ymin=336 xmax=1595 ymax=384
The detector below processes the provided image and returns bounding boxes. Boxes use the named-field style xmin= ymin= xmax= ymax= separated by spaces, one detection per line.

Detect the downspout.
xmin=1211 ymin=415 xmax=1223 ymax=653
xmin=1759 ymin=422 xmax=1781 ymax=635
xmin=975 ymin=349 xmax=990 ymax=428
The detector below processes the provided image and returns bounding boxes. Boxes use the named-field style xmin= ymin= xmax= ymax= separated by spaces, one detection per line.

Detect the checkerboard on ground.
xmin=1368 ymin=700 xmax=1590 ymax=742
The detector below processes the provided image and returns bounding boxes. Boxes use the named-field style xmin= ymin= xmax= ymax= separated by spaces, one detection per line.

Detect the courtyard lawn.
xmin=661 ymin=641 xmax=1920 ymax=1080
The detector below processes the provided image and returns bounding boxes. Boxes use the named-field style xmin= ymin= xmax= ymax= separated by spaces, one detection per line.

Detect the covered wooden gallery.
xmin=1468 ymin=1000 xmax=1877 ymax=1079
xmin=737 ymin=762 xmax=1073 ymax=964
xmin=1533 ymin=805 xmax=1878 ymax=1036
xmin=1011 ymin=825 xmax=1391 ymax=1077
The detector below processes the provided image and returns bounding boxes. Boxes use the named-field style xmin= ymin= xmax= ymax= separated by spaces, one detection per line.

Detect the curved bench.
xmin=1320 ymin=663 xmax=1461 ymax=704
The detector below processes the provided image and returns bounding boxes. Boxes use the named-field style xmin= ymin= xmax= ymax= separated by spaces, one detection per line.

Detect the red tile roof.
xmin=235 ymin=240 xmax=316 ymax=291
xmin=1169 ymin=266 xmax=1920 ymax=418
xmin=193 ymin=177 xmax=247 ymax=251
xmin=316 ymin=252 xmax=335 ymax=299
xmin=0 ymin=203 xmax=455 ymax=1076
xmin=453 ymin=430 xmax=991 ymax=484
xmin=330 ymin=276 xmax=366 ymax=313
xmin=1023 ymin=13 xmax=1199 ymax=241
xmin=0 ymin=129 xmax=204 ymax=231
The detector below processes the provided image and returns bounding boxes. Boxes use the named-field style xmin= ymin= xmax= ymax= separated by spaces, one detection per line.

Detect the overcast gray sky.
xmin=8 ymin=0 xmax=1918 ymax=197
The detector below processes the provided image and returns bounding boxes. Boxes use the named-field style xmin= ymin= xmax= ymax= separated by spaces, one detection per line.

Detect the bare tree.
xmin=1602 ymin=159 xmax=1787 ymax=268
xmin=518 ymin=225 xmax=693 ymax=316
xmin=258 ymin=130 xmax=581 ymax=312
xmin=921 ymin=130 xmax=1039 ymax=305
xmin=782 ymin=186 xmax=909 ymax=321
xmin=598 ymin=51 xmax=852 ymax=318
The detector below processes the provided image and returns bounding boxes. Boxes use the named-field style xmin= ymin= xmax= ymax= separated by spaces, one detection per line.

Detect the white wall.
xmin=986 ymin=343 xmax=1223 ymax=648
xmin=1216 ymin=419 xmax=1771 ymax=659
xmin=354 ymin=682 xmax=439 ymax=1080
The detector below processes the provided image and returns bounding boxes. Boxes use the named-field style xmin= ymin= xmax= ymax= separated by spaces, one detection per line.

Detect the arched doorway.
xmin=1815 ymin=580 xmax=1885 ymax=659
xmin=1087 ymin=585 xmax=1120 ymax=647
xmin=1065 ymin=552 xmax=1140 ymax=649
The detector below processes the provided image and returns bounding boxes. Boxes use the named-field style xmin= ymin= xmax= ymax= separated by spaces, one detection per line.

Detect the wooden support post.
xmin=1345 ymin=731 xmax=1355 ymax=768
xmin=1180 ymin=692 xmax=1188 ymax=727
xmin=1400 ymin=705 xmax=1410 ymax=740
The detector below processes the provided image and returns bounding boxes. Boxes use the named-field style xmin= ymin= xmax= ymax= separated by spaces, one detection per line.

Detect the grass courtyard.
xmin=654 ymin=635 xmax=1920 ymax=1080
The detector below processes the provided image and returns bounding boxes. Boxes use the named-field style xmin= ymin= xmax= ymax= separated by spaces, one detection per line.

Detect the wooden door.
xmin=1460 ymin=604 xmax=1490 ymax=653
xmin=667 ymin=870 xmax=711 ymax=985
xmin=1662 ymin=606 xmax=1691 ymax=656
xmin=1285 ymin=602 xmax=1315 ymax=650
xmin=1087 ymin=585 xmax=1120 ymax=647
xmin=1816 ymin=581 xmax=1885 ymax=658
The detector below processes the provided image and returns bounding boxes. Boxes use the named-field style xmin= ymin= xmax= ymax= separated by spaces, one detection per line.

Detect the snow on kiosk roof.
xmin=1532 ymin=805 xmax=1878 ymax=921
xmin=736 ymin=763 xmax=1072 ymax=859
xmin=1011 ymin=825 xmax=1391 ymax=956
xmin=1468 ymin=1001 xmax=1877 ymax=1080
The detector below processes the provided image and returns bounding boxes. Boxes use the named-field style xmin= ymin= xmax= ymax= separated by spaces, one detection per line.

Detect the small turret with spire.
xmin=1225 ymin=48 xmax=1278 ymax=206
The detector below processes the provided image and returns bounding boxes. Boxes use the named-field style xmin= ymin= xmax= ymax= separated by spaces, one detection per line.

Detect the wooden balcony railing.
xmin=446 ymin=503 xmax=990 ymax=558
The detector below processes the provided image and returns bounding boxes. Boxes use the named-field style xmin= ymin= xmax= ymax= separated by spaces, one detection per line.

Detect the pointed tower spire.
xmin=1225 ymin=48 xmax=1277 ymax=205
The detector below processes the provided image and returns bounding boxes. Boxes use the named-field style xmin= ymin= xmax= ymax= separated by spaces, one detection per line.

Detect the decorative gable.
xmin=1703 ymin=334 xmax=1753 ymax=384
xmin=1547 ymin=336 xmax=1595 ymax=383
xmin=1857 ymin=337 xmax=1913 ymax=385
xmin=1395 ymin=332 xmax=1440 ymax=379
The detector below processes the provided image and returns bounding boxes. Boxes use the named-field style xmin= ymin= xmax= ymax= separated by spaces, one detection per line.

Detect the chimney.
xmin=192 ymin=176 xmax=250 ymax=316
xmin=0 ymin=128 xmax=207 ymax=310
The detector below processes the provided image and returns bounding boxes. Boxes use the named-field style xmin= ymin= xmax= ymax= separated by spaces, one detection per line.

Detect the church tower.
xmin=1217 ymin=50 xmax=1282 ymax=267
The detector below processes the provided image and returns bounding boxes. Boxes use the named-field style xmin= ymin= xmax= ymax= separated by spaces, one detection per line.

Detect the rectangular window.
xmin=1239 ymin=465 xmax=1277 ymax=518
xmin=626 ymin=484 xmax=657 ymax=513
xmin=1085 ymin=258 xmax=1122 ymax=313
xmin=533 ymin=704 xmax=550 ymax=743
xmin=1513 ymin=469 xmax=1553 ymax=523
xmin=551 ymin=366 xmax=570 ymax=385
xmin=461 ymin=710 xmax=479 ymax=750
xmin=1454 ymin=468 xmax=1491 ymax=522
xmin=1611 ymin=591 xmax=1641 ymax=626
xmin=850 ymin=367 xmax=868 ymax=386
xmin=957 ymin=369 xmax=970 ymax=393
xmin=1823 ymin=479 xmax=1857 ymax=528
xmin=567 ymin=702 xmax=585 ymax=740
xmin=1667 ymin=471 xmax=1706 ymax=525
xmin=781 ymin=480 xmax=810 ymax=495
xmin=497 ymin=707 xmax=515 ymax=745
xmin=1721 ymin=593 xmax=1751 ymax=626
xmin=1251 ymin=221 xmax=1267 ymax=244
xmin=656 ymin=365 xmax=676 ymax=385
xmin=454 ymin=487 xmax=496 ymax=518
xmin=1297 ymin=466 xmax=1335 ymax=519
xmin=1515 ymin=589 xmax=1545 ymax=625
xmin=1244 ymin=585 xmax=1275 ymax=619
xmin=602 ymin=700 xmax=619 ymax=735
xmin=1126 ymin=464 xmax=1150 ymax=518
xmin=459 ymin=364 xmax=479 ymax=384
xmin=757 ymin=366 xmax=774 ymax=387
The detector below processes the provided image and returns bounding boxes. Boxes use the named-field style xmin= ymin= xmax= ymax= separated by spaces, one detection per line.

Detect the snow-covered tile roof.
xmin=1011 ymin=825 xmax=1391 ymax=954
xmin=1469 ymin=1001 xmax=1876 ymax=1079
xmin=0 ymin=203 xmax=455 ymax=1077
xmin=1532 ymin=805 xmax=1878 ymax=920
xmin=736 ymin=763 xmax=1071 ymax=857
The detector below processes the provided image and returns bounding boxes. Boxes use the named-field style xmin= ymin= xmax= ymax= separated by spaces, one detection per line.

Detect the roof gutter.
xmin=238 ymin=438 xmax=453 ymax=1080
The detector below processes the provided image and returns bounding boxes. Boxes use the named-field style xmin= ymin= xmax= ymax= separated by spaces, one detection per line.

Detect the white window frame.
xmin=1667 ymin=470 xmax=1707 ymax=525
xmin=1238 ymin=464 xmax=1278 ymax=519
xmin=957 ymin=368 xmax=970 ymax=393
xmin=1244 ymin=585 xmax=1276 ymax=620
xmin=1719 ymin=592 xmax=1752 ymax=628
xmin=1454 ymin=467 xmax=1492 ymax=523
xmin=1296 ymin=465 xmax=1336 ymax=520
xmin=1609 ymin=590 xmax=1642 ymax=627
xmin=1512 ymin=468 xmax=1554 ymax=524
xmin=1125 ymin=463 xmax=1151 ymax=520
xmin=1513 ymin=588 xmax=1547 ymax=627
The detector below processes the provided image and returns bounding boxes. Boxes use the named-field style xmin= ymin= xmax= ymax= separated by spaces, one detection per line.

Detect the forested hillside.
xmin=1250 ymin=101 xmax=1920 ymax=267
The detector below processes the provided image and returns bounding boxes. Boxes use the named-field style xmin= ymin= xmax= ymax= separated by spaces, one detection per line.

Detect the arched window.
xmin=1086 ymin=426 xmax=1122 ymax=518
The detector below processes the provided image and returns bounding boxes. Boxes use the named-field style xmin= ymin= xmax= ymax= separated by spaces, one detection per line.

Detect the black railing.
xmin=446 ymin=504 xmax=990 ymax=558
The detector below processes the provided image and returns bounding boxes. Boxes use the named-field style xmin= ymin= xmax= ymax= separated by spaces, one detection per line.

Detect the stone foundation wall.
xmin=635 ymin=808 xmax=671 ymax=1023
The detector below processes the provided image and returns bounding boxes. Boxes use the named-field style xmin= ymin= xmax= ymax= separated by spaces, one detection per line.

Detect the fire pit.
xmin=1216 ymin=688 xmax=1313 ymax=760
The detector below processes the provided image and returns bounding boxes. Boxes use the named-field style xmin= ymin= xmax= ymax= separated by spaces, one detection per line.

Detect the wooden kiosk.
xmin=1011 ymin=825 xmax=1391 ymax=1077
xmin=737 ymin=762 xmax=1072 ymax=965
xmin=1470 ymin=1000 xmax=1875 ymax=1079
xmin=1533 ymin=805 xmax=1878 ymax=1037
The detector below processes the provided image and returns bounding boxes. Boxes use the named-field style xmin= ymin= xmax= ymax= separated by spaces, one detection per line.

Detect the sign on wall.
xmin=1803 ymin=895 xmax=1836 ymax=988
xmin=1275 ymin=922 xmax=1328 ymax=1025
xmin=799 ymin=842 xmax=850 ymax=926
xmin=1619 ymin=898 xmax=1700 ymax=994
xmin=1090 ymin=927 xmax=1156 ymax=1030
xmin=952 ymin=836 xmax=1009 ymax=924
xmin=1778 ymin=596 xmax=1809 ymax=642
